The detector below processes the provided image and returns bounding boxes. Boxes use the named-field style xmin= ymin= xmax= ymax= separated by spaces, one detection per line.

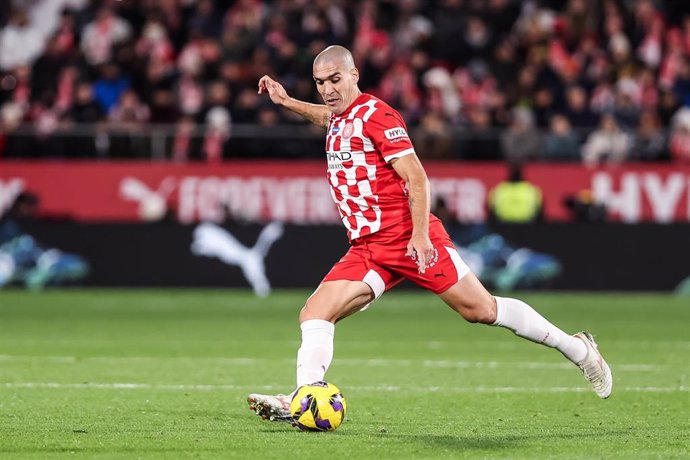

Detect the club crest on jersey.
xmin=384 ymin=127 xmax=408 ymax=141
xmin=342 ymin=122 xmax=355 ymax=140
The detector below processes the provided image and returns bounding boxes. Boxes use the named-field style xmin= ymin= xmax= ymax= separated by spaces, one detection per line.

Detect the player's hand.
xmin=258 ymin=75 xmax=289 ymax=106
xmin=406 ymin=233 xmax=435 ymax=274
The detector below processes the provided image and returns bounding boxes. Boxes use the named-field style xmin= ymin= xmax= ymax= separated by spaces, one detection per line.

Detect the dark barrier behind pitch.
xmin=16 ymin=222 xmax=690 ymax=291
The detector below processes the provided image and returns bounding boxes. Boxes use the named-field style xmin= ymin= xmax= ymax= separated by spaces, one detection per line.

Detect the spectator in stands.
xmin=422 ymin=67 xmax=461 ymax=123
xmin=108 ymin=90 xmax=150 ymax=127
xmin=31 ymin=38 xmax=69 ymax=105
xmin=202 ymin=105 xmax=231 ymax=162
xmin=0 ymin=7 xmax=44 ymax=72
xmin=93 ymin=63 xmax=130 ymax=114
xmin=64 ymin=82 xmax=102 ymax=157
xmin=488 ymin=163 xmax=543 ymax=224
xmin=669 ymin=107 xmax=690 ymax=163
xmin=171 ymin=116 xmax=200 ymax=162
xmin=582 ymin=113 xmax=632 ymax=166
xmin=202 ymin=109 xmax=230 ymax=162
xmin=149 ymin=89 xmax=177 ymax=124
xmin=673 ymin=57 xmax=690 ymax=106
xmin=543 ymin=114 xmax=581 ymax=161
xmin=69 ymin=83 xmax=103 ymax=124
xmin=80 ymin=7 xmax=132 ymax=67
xmin=2 ymin=65 xmax=32 ymax=117
xmin=631 ymin=110 xmax=668 ymax=161
xmin=0 ymin=0 xmax=688 ymax=162
xmin=489 ymin=37 xmax=520 ymax=90
xmin=411 ymin=112 xmax=455 ymax=160
xmin=658 ymin=89 xmax=681 ymax=127
xmin=188 ymin=0 xmax=222 ymax=39
xmin=461 ymin=107 xmax=501 ymax=160
xmin=501 ymin=107 xmax=541 ymax=162
xmin=614 ymin=78 xmax=642 ymax=129
xmin=533 ymin=86 xmax=556 ymax=128
xmin=564 ymin=86 xmax=597 ymax=130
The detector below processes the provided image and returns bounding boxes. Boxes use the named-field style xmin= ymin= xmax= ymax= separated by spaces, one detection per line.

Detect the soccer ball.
xmin=290 ymin=381 xmax=347 ymax=431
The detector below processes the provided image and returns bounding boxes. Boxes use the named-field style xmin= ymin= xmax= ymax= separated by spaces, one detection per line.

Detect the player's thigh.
xmin=438 ymin=271 xmax=497 ymax=324
xmin=300 ymin=280 xmax=375 ymax=323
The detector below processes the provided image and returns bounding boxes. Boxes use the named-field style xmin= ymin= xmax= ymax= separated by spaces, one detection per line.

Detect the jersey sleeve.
xmin=364 ymin=106 xmax=416 ymax=163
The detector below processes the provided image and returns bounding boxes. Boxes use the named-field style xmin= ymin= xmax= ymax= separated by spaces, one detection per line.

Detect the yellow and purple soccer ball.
xmin=290 ymin=381 xmax=347 ymax=431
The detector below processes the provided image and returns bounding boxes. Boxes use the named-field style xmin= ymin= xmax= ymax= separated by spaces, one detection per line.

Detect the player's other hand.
xmin=406 ymin=234 xmax=434 ymax=274
xmin=258 ymin=75 xmax=289 ymax=106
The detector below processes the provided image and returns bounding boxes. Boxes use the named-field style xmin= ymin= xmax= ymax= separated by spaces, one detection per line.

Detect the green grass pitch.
xmin=0 ymin=289 xmax=688 ymax=459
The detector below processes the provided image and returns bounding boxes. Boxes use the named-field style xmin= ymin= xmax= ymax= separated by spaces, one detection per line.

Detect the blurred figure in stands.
xmin=582 ymin=113 xmax=632 ymax=166
xmin=488 ymin=163 xmax=543 ymax=224
xmin=202 ymin=81 xmax=232 ymax=162
xmin=669 ymin=107 xmax=690 ymax=163
xmin=0 ymin=7 xmax=43 ymax=71
xmin=631 ymin=110 xmax=668 ymax=161
xmin=108 ymin=90 xmax=150 ymax=127
xmin=672 ymin=57 xmax=690 ymax=107
xmin=543 ymin=114 xmax=581 ymax=161
xmin=563 ymin=86 xmax=597 ymax=130
xmin=93 ymin=62 xmax=130 ymax=114
xmin=108 ymin=90 xmax=151 ymax=158
xmin=500 ymin=107 xmax=541 ymax=162
xmin=80 ymin=6 xmax=132 ymax=67
xmin=411 ymin=112 xmax=455 ymax=160
xmin=171 ymin=116 xmax=200 ymax=161
xmin=462 ymin=107 xmax=501 ymax=160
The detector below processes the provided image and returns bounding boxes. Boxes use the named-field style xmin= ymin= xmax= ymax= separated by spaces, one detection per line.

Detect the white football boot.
xmin=247 ymin=393 xmax=294 ymax=423
xmin=574 ymin=332 xmax=613 ymax=399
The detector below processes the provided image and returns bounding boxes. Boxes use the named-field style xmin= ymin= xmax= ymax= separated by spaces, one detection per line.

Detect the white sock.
xmin=493 ymin=296 xmax=587 ymax=364
xmin=296 ymin=319 xmax=335 ymax=387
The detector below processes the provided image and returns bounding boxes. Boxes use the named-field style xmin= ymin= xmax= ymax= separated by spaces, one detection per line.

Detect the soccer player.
xmin=248 ymin=45 xmax=612 ymax=423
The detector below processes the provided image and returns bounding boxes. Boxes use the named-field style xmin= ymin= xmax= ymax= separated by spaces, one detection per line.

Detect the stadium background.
xmin=1 ymin=1 xmax=689 ymax=458
xmin=1 ymin=0 xmax=688 ymax=292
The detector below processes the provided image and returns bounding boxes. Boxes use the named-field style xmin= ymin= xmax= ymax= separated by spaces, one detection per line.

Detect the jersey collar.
xmin=333 ymin=93 xmax=368 ymax=118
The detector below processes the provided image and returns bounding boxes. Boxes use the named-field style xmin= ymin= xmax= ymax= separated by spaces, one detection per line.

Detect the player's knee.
xmin=460 ymin=298 xmax=497 ymax=324
xmin=299 ymin=301 xmax=335 ymax=323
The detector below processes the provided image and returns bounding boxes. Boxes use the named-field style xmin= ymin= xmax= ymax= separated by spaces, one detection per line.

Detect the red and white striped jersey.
xmin=325 ymin=93 xmax=415 ymax=240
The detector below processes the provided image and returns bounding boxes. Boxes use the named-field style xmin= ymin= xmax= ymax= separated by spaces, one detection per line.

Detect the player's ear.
xmin=351 ymin=68 xmax=359 ymax=84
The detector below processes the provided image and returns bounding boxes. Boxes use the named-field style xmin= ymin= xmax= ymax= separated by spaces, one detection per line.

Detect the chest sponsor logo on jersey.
xmin=342 ymin=122 xmax=354 ymax=140
xmin=327 ymin=151 xmax=353 ymax=170
xmin=384 ymin=127 xmax=408 ymax=142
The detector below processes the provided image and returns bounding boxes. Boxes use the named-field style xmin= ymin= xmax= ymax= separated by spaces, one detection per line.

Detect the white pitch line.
xmin=0 ymin=382 xmax=686 ymax=393
xmin=0 ymin=355 xmax=663 ymax=372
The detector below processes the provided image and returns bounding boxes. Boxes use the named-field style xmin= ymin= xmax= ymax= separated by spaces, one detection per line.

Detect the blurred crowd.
xmin=0 ymin=0 xmax=689 ymax=163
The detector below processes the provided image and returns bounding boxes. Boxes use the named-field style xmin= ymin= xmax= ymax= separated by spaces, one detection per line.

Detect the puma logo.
xmin=191 ymin=222 xmax=284 ymax=297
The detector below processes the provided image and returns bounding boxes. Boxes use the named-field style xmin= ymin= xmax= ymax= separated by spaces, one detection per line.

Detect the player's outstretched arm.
xmin=258 ymin=75 xmax=331 ymax=129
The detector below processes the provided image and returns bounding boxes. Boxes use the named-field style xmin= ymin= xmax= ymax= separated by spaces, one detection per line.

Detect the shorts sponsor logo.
xmin=384 ymin=127 xmax=408 ymax=141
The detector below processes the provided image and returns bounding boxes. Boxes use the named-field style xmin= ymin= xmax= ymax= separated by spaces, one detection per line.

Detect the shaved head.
xmin=312 ymin=45 xmax=361 ymax=115
xmin=313 ymin=45 xmax=356 ymax=70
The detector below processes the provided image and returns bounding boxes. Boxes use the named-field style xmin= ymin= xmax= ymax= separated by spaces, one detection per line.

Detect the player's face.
xmin=313 ymin=60 xmax=359 ymax=115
